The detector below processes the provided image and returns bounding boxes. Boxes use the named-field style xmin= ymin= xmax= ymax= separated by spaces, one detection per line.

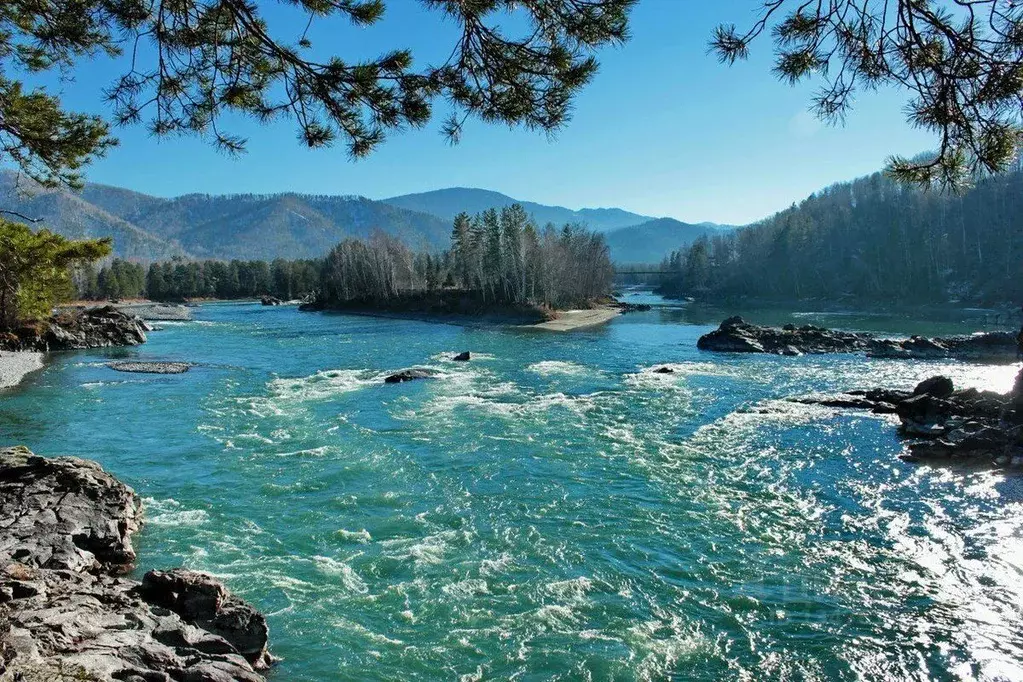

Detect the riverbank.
xmin=0 ymin=351 xmax=43 ymax=390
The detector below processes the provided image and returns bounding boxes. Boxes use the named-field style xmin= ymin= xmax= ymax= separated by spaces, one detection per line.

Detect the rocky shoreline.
xmin=0 ymin=446 xmax=274 ymax=680
xmin=1 ymin=306 xmax=150 ymax=353
xmin=698 ymin=316 xmax=1018 ymax=362
xmin=795 ymin=369 xmax=1023 ymax=467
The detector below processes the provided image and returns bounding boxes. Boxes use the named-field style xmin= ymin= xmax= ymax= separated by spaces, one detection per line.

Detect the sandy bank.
xmin=528 ymin=307 xmax=621 ymax=332
xmin=0 ymin=351 xmax=44 ymax=389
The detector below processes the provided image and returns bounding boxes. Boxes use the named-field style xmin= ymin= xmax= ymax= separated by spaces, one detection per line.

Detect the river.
xmin=1 ymin=296 xmax=1021 ymax=681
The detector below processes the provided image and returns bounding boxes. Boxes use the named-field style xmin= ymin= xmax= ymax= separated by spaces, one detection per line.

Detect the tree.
xmin=1 ymin=1 xmax=634 ymax=188
xmin=713 ymin=1 xmax=1023 ymax=187
xmin=0 ymin=220 xmax=111 ymax=330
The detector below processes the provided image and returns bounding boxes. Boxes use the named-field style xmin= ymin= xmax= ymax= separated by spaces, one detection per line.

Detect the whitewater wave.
xmin=144 ymin=497 xmax=210 ymax=527
xmin=527 ymin=360 xmax=595 ymax=377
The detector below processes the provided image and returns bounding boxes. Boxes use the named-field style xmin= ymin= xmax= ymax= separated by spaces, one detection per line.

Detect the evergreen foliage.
xmin=0 ymin=219 xmax=111 ymax=330
xmin=658 ymin=166 xmax=1023 ymax=305
xmin=0 ymin=0 xmax=634 ymax=186
xmin=76 ymin=258 xmax=321 ymax=302
xmin=713 ymin=1 xmax=1023 ymax=187
xmin=322 ymin=206 xmax=614 ymax=309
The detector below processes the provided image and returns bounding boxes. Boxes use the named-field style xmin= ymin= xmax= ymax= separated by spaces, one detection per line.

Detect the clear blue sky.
xmin=43 ymin=0 xmax=932 ymax=225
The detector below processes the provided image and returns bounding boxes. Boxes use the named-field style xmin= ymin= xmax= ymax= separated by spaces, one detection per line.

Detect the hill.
xmin=658 ymin=167 xmax=1023 ymax=305
xmin=0 ymin=174 xmax=187 ymax=261
xmin=383 ymin=187 xmax=653 ymax=232
xmin=2 ymin=178 xmax=451 ymax=261
xmin=604 ymin=218 xmax=726 ymax=264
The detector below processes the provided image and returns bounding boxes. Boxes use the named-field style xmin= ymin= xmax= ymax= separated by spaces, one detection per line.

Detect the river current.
xmin=2 ymin=296 xmax=1021 ymax=681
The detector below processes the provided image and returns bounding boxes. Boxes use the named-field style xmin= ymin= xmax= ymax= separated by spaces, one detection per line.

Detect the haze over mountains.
xmin=0 ymin=172 xmax=729 ymax=264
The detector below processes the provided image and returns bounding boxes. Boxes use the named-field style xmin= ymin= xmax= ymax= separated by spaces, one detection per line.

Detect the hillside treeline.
xmin=321 ymin=206 xmax=614 ymax=309
xmin=76 ymin=259 xmax=320 ymax=301
xmin=659 ymin=168 xmax=1023 ymax=305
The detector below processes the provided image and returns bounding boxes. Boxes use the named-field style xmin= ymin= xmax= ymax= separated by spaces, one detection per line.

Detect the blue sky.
xmin=43 ymin=0 xmax=932 ymax=225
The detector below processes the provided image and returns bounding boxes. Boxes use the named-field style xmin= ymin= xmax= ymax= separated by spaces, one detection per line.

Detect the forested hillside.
xmin=604 ymin=218 xmax=726 ymax=264
xmin=659 ymin=168 xmax=1023 ymax=305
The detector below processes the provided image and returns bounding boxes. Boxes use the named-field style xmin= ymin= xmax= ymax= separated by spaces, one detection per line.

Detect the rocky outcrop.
xmin=867 ymin=331 xmax=1017 ymax=361
xmin=453 ymin=352 xmax=471 ymax=362
xmin=794 ymin=370 xmax=1023 ymax=467
xmin=384 ymin=368 xmax=437 ymax=384
xmin=697 ymin=317 xmax=871 ymax=355
xmin=260 ymin=297 xmax=283 ymax=306
xmin=2 ymin=307 xmax=150 ymax=353
xmin=699 ymin=317 xmax=1019 ymax=362
xmin=108 ymin=362 xmax=192 ymax=374
xmin=0 ymin=447 xmax=274 ymax=680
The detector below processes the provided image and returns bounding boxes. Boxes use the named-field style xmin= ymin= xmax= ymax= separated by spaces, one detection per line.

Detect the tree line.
xmin=658 ymin=165 xmax=1023 ymax=306
xmin=74 ymin=259 xmax=320 ymax=302
xmin=322 ymin=206 xmax=614 ymax=309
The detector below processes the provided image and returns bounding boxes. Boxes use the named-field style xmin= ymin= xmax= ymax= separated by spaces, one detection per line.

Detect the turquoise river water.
xmin=1 ymin=295 xmax=1022 ymax=681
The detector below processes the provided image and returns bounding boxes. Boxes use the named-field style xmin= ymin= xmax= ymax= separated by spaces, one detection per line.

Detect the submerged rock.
xmin=453 ymin=351 xmax=471 ymax=362
xmin=109 ymin=361 xmax=192 ymax=374
xmin=0 ymin=446 xmax=274 ymax=679
xmin=384 ymin=368 xmax=437 ymax=384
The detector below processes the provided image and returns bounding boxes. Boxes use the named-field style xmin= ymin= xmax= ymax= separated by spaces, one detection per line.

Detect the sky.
xmin=38 ymin=0 xmax=934 ymax=225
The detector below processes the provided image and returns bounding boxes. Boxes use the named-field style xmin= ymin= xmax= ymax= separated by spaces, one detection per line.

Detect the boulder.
xmin=653 ymin=366 xmax=675 ymax=374
xmin=384 ymin=368 xmax=436 ymax=384
xmin=0 ymin=447 xmax=274 ymax=679
xmin=260 ymin=296 xmax=283 ymax=306
xmin=913 ymin=375 xmax=955 ymax=398
xmin=453 ymin=351 xmax=471 ymax=362
xmin=0 ymin=446 xmax=142 ymax=574
xmin=141 ymin=569 xmax=275 ymax=669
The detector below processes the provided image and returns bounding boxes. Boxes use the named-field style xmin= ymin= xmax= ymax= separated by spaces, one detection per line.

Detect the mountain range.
xmin=0 ymin=172 xmax=729 ymax=264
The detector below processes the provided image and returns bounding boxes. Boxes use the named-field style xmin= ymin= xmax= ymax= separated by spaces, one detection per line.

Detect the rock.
xmin=653 ymin=366 xmax=675 ymax=374
xmin=0 ymin=446 xmax=142 ymax=574
xmin=796 ymin=371 xmax=1023 ymax=468
xmin=140 ymin=569 xmax=275 ymax=670
xmin=109 ymin=362 xmax=192 ymax=374
xmin=453 ymin=351 xmax=471 ymax=362
xmin=384 ymin=368 xmax=436 ymax=384
xmin=913 ymin=375 xmax=955 ymax=398
xmin=697 ymin=318 xmax=1018 ymax=363
xmin=260 ymin=296 xmax=283 ymax=306
xmin=697 ymin=318 xmax=869 ymax=355
xmin=0 ymin=447 xmax=274 ymax=680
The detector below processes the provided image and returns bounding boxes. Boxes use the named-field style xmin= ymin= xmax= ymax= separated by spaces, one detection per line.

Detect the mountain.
xmin=604 ymin=218 xmax=728 ymax=264
xmin=80 ymin=186 xmax=452 ymax=260
xmin=383 ymin=187 xmax=653 ymax=232
xmin=0 ymin=173 xmax=186 ymax=261
xmin=0 ymin=177 xmax=451 ymax=261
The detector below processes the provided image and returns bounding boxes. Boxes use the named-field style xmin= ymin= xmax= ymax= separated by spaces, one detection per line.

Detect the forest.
xmin=69 ymin=205 xmax=614 ymax=311
xmin=321 ymin=206 xmax=614 ymax=310
xmin=74 ymin=259 xmax=321 ymax=302
xmin=658 ymin=166 xmax=1023 ymax=306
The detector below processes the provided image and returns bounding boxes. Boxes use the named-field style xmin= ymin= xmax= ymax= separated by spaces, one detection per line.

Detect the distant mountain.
xmin=0 ymin=173 xmax=186 ymax=260
xmin=0 ymin=178 xmax=450 ymax=261
xmin=2 ymin=173 xmax=720 ymax=264
xmin=604 ymin=218 xmax=727 ymax=264
xmin=383 ymin=187 xmax=653 ymax=232
xmin=81 ymin=186 xmax=451 ymax=260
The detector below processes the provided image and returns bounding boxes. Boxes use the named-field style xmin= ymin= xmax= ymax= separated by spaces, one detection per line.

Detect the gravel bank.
xmin=0 ymin=351 xmax=44 ymax=389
